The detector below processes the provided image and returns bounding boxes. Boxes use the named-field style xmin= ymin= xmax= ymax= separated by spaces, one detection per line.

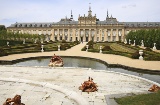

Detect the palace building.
xmin=7 ymin=6 xmax=160 ymax=42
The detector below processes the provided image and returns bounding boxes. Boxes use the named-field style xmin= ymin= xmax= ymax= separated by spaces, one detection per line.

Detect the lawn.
xmin=115 ymin=91 xmax=160 ymax=105
xmin=82 ymin=41 xmax=160 ymax=61
xmin=0 ymin=40 xmax=80 ymax=57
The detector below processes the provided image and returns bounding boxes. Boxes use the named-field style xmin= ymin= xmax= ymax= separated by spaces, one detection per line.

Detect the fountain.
xmin=3 ymin=95 xmax=25 ymax=105
xmin=79 ymin=77 xmax=98 ymax=93
xmin=48 ymin=54 xmax=63 ymax=67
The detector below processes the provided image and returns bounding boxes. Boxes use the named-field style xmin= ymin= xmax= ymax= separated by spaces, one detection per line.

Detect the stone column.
xmin=122 ymin=29 xmax=125 ymax=42
xmin=116 ymin=29 xmax=118 ymax=41
xmin=89 ymin=29 xmax=91 ymax=41
xmin=57 ymin=29 xmax=60 ymax=40
xmin=111 ymin=29 xmax=113 ymax=42
xmin=83 ymin=29 xmax=85 ymax=42
xmin=50 ymin=29 xmax=54 ymax=41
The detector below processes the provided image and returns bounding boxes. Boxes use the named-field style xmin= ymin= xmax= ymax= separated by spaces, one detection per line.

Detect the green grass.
xmin=0 ymin=40 xmax=80 ymax=57
xmin=115 ymin=91 xmax=160 ymax=105
xmin=83 ymin=41 xmax=160 ymax=61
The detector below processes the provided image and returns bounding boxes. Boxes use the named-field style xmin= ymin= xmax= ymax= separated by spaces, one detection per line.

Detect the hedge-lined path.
xmin=0 ymin=42 xmax=160 ymax=71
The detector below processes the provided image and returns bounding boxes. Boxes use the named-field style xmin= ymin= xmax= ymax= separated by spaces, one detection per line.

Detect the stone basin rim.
xmin=0 ymin=55 xmax=160 ymax=74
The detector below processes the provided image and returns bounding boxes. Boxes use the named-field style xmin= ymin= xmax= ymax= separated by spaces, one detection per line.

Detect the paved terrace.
xmin=0 ymin=42 xmax=160 ymax=71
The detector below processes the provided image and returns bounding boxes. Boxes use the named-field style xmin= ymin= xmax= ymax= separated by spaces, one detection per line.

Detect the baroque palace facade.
xmin=7 ymin=7 xmax=160 ymax=42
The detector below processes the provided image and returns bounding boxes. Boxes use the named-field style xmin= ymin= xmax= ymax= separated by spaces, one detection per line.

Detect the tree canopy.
xmin=126 ymin=29 xmax=160 ymax=50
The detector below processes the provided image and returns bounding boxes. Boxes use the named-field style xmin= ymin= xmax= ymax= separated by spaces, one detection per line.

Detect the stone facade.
xmin=7 ymin=7 xmax=160 ymax=42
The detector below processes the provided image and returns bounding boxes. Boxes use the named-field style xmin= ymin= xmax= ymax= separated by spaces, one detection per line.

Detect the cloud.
xmin=0 ymin=0 xmax=160 ymax=26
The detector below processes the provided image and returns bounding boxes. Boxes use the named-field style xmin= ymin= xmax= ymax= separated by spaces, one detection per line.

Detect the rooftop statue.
xmin=3 ymin=95 xmax=25 ymax=105
xmin=79 ymin=77 xmax=98 ymax=93
xmin=48 ymin=54 xmax=64 ymax=67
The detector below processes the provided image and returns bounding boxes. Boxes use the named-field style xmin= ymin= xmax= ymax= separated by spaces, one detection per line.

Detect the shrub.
xmin=62 ymin=40 xmax=67 ymax=43
xmin=60 ymin=44 xmax=66 ymax=50
xmin=145 ymin=55 xmax=160 ymax=61
xmin=145 ymin=47 xmax=152 ymax=51
xmin=0 ymin=48 xmax=8 ymax=56
xmin=102 ymin=46 xmax=112 ymax=51
xmin=35 ymin=43 xmax=41 ymax=50
xmin=131 ymin=51 xmax=139 ymax=59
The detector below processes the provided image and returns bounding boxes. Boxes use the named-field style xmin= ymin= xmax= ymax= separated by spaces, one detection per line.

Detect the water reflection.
xmin=13 ymin=57 xmax=160 ymax=83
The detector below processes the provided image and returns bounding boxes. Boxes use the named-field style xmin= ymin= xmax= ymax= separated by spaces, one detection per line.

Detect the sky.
xmin=0 ymin=0 xmax=160 ymax=27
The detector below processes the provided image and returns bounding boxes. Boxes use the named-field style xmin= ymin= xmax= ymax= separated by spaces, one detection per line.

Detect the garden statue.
xmin=41 ymin=45 xmax=44 ymax=52
xmin=141 ymin=40 xmax=144 ymax=47
xmin=128 ymin=39 xmax=131 ymax=44
xmin=3 ymin=95 xmax=25 ymax=105
xmin=139 ymin=50 xmax=143 ymax=60
xmin=153 ymin=43 xmax=157 ymax=50
xmin=7 ymin=42 xmax=9 ymax=46
xmin=48 ymin=54 xmax=63 ymax=67
xmin=133 ymin=40 xmax=136 ymax=46
xmin=23 ymin=39 xmax=25 ymax=44
xmin=79 ymin=77 xmax=98 ymax=93
xmin=34 ymin=39 xmax=37 ymax=43
xmin=148 ymin=84 xmax=160 ymax=92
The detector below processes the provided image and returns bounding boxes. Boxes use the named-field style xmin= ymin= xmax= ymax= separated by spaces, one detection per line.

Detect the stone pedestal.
xmin=41 ymin=45 xmax=44 ymax=52
xmin=153 ymin=43 xmax=157 ymax=50
xmin=139 ymin=50 xmax=143 ymax=60
xmin=58 ymin=45 xmax=61 ymax=51
xmin=86 ymin=45 xmax=89 ymax=52
xmin=99 ymin=46 xmax=102 ymax=53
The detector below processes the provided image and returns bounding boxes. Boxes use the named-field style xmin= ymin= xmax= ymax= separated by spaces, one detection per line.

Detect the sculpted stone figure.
xmin=48 ymin=54 xmax=64 ymax=67
xmin=79 ymin=77 xmax=98 ymax=93
xmin=3 ymin=95 xmax=25 ymax=105
xmin=148 ymin=84 xmax=160 ymax=92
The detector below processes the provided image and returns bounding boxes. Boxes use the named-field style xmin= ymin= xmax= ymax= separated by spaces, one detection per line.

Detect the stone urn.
xmin=86 ymin=45 xmax=89 ymax=52
xmin=41 ymin=45 xmax=44 ymax=52
xmin=99 ymin=46 xmax=102 ymax=53
xmin=139 ymin=50 xmax=143 ymax=60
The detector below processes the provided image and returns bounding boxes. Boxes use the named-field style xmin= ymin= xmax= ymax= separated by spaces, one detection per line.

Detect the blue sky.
xmin=0 ymin=0 xmax=160 ymax=27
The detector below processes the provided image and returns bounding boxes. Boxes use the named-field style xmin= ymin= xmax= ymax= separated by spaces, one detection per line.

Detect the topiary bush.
xmin=0 ymin=48 xmax=8 ymax=56
xmin=60 ymin=44 xmax=66 ymax=50
xmin=131 ymin=51 xmax=139 ymax=59
xmin=145 ymin=47 xmax=152 ymax=51
xmin=62 ymin=40 xmax=67 ymax=43
xmin=35 ymin=43 xmax=41 ymax=50
xmin=102 ymin=46 xmax=112 ymax=51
